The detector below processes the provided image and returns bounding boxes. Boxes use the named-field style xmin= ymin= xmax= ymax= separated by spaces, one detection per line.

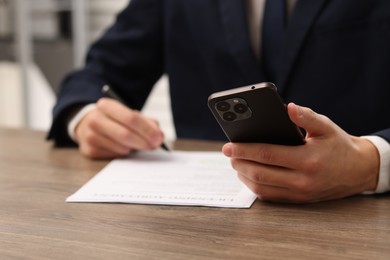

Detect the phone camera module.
xmin=214 ymin=97 xmax=252 ymax=122
xmin=234 ymin=103 xmax=248 ymax=114
xmin=216 ymin=101 xmax=230 ymax=111
xmin=223 ymin=112 xmax=237 ymax=122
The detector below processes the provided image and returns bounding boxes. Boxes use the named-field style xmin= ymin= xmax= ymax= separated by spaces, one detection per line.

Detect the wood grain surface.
xmin=0 ymin=128 xmax=389 ymax=259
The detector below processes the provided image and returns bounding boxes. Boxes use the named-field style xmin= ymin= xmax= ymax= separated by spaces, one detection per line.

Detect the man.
xmin=48 ymin=0 xmax=390 ymax=203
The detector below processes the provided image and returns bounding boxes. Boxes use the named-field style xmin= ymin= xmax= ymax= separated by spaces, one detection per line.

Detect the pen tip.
xmin=161 ymin=143 xmax=170 ymax=152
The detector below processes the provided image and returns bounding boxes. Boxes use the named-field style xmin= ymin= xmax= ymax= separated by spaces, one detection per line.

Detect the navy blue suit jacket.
xmin=48 ymin=0 xmax=390 ymax=146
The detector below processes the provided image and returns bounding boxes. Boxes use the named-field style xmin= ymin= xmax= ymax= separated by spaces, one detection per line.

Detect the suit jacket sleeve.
xmin=47 ymin=0 xmax=164 ymax=146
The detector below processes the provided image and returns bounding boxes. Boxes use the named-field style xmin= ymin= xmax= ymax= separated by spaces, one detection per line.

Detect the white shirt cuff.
xmin=67 ymin=103 xmax=97 ymax=143
xmin=361 ymin=135 xmax=390 ymax=194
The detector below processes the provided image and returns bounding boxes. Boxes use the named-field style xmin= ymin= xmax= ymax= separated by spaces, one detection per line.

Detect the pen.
xmin=102 ymin=85 xmax=170 ymax=151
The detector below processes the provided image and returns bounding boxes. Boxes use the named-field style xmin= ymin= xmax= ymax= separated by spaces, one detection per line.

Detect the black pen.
xmin=102 ymin=85 xmax=170 ymax=151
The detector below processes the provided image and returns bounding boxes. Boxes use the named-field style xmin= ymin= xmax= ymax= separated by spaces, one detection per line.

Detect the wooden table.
xmin=0 ymin=128 xmax=389 ymax=259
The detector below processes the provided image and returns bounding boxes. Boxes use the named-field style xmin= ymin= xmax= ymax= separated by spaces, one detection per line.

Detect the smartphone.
xmin=208 ymin=82 xmax=305 ymax=145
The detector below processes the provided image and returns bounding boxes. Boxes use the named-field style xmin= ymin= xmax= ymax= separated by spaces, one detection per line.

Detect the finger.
xmin=237 ymin=173 xmax=310 ymax=203
xmin=79 ymin=126 xmax=132 ymax=156
xmin=79 ymin=143 xmax=126 ymax=159
xmin=287 ymin=103 xmax=335 ymax=138
xmin=97 ymin=98 xmax=163 ymax=148
xmin=88 ymin=108 xmax=153 ymax=150
xmin=223 ymin=142 xmax=304 ymax=170
xmin=230 ymin=158 xmax=300 ymax=189
xmin=237 ymin=173 xmax=293 ymax=201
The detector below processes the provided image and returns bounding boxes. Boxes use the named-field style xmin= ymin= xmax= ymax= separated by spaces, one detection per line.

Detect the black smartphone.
xmin=208 ymin=82 xmax=305 ymax=145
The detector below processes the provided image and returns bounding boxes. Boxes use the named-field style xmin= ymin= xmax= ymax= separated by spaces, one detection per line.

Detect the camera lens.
xmin=234 ymin=103 xmax=248 ymax=114
xmin=216 ymin=101 xmax=230 ymax=111
xmin=223 ymin=112 xmax=237 ymax=121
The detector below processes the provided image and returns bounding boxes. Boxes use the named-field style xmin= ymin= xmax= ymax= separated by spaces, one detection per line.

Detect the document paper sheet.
xmin=67 ymin=151 xmax=257 ymax=208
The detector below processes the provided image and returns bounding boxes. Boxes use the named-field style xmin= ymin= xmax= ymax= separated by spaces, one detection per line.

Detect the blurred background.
xmin=0 ymin=0 xmax=175 ymax=140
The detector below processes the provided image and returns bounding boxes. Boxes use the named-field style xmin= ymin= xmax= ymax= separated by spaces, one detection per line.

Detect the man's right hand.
xmin=75 ymin=98 xmax=165 ymax=159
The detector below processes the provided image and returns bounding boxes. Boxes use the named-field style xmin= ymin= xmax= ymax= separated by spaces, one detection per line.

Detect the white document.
xmin=67 ymin=151 xmax=257 ymax=208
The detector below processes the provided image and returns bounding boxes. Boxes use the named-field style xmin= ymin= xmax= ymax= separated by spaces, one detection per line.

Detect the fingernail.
xmin=222 ymin=143 xmax=232 ymax=157
xmin=295 ymin=103 xmax=304 ymax=118
xmin=151 ymin=132 xmax=162 ymax=147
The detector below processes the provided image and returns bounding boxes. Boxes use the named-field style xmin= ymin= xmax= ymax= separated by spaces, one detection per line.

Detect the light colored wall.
xmin=1 ymin=0 xmax=175 ymax=140
xmin=0 ymin=0 xmax=12 ymax=37
xmin=0 ymin=62 xmax=24 ymax=128
xmin=0 ymin=62 xmax=55 ymax=130
xmin=88 ymin=0 xmax=129 ymax=42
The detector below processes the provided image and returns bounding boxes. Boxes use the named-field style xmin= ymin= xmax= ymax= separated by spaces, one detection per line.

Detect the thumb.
xmin=287 ymin=103 xmax=334 ymax=138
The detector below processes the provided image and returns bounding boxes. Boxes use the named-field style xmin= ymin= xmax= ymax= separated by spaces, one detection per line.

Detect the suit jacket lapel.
xmin=219 ymin=0 xmax=265 ymax=84
xmin=278 ymin=0 xmax=328 ymax=93
xmin=218 ymin=0 xmax=328 ymax=92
